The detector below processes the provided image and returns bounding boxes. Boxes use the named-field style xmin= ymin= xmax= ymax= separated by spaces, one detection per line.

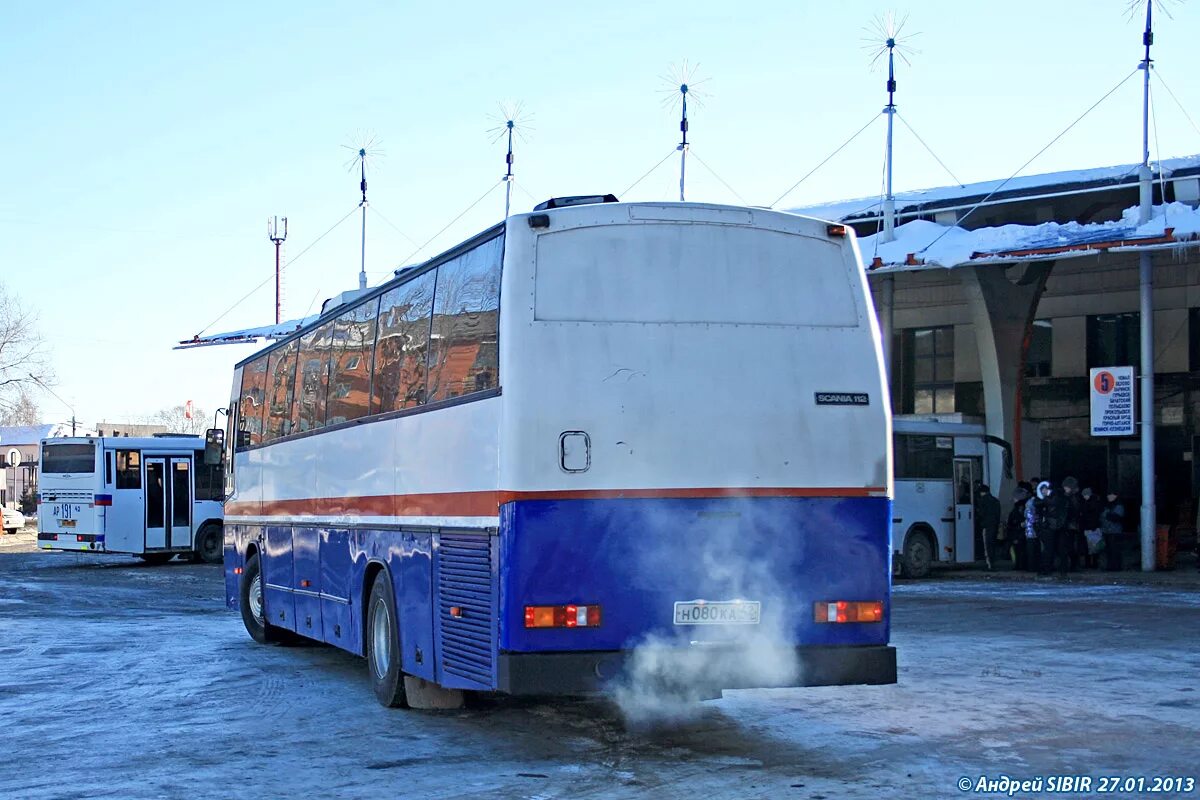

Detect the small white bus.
xmin=37 ymin=435 xmax=224 ymax=564
xmin=892 ymin=416 xmax=1012 ymax=578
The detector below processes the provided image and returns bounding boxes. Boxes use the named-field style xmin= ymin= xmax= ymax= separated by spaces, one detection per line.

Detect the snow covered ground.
xmin=0 ymin=549 xmax=1197 ymax=799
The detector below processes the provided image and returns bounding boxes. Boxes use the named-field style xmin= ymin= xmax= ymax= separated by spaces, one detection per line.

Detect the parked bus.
xmin=222 ymin=198 xmax=897 ymax=708
xmin=892 ymin=416 xmax=1012 ymax=578
xmin=37 ymin=435 xmax=225 ymax=564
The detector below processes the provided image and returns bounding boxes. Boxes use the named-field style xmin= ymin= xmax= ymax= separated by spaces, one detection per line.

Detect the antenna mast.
xmin=1136 ymin=0 xmax=1157 ymax=571
xmin=868 ymin=12 xmax=915 ymax=242
xmin=678 ymin=82 xmax=689 ymax=202
xmin=358 ymin=149 xmax=368 ymax=290
xmin=268 ymin=216 xmax=287 ymax=325
xmin=503 ymin=120 xmax=515 ymax=217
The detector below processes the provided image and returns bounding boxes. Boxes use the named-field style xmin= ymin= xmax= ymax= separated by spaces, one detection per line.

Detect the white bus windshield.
xmin=42 ymin=443 xmax=96 ymax=474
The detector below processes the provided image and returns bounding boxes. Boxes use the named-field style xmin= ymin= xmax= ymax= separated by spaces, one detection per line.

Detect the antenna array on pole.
xmin=488 ymin=103 xmax=533 ymax=218
xmin=661 ymin=61 xmax=707 ymax=202
xmin=865 ymin=12 xmax=918 ymax=243
xmin=342 ymin=134 xmax=383 ymax=291
xmin=267 ymin=216 xmax=288 ymax=325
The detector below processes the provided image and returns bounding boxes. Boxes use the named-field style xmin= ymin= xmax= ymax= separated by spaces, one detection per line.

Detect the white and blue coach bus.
xmin=222 ymin=198 xmax=896 ymax=707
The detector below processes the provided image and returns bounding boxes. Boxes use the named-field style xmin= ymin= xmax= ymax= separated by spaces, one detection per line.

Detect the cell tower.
xmin=268 ymin=216 xmax=287 ymax=324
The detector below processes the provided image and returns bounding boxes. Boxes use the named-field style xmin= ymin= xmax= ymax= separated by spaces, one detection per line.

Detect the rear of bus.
xmin=37 ymin=438 xmax=107 ymax=552
xmin=494 ymin=202 xmax=895 ymax=694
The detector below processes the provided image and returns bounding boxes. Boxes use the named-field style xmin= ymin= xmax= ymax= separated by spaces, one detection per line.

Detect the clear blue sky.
xmin=2 ymin=0 xmax=1198 ymax=427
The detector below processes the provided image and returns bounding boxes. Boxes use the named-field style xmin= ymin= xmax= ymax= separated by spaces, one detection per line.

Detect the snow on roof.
xmin=859 ymin=202 xmax=1200 ymax=271
xmin=791 ymin=154 xmax=1200 ymax=222
xmin=175 ymin=314 xmax=320 ymax=350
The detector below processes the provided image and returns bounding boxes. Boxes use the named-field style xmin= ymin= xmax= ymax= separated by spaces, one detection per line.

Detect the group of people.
xmin=975 ymin=479 xmax=1125 ymax=575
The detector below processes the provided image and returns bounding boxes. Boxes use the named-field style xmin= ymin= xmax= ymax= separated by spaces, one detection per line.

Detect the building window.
xmin=901 ymin=326 xmax=955 ymax=414
xmin=1087 ymin=312 xmax=1139 ymax=370
xmin=1025 ymin=319 xmax=1052 ymax=377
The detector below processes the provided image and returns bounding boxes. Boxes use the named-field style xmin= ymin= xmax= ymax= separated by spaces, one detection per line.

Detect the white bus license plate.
xmin=673 ymin=600 xmax=761 ymax=626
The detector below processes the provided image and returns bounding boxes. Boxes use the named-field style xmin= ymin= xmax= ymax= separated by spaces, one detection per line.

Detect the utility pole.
xmin=677 ymin=83 xmax=689 ymax=202
xmin=1136 ymin=0 xmax=1157 ymax=571
xmin=503 ymin=119 xmax=515 ymax=218
xmin=268 ymin=216 xmax=287 ymax=325
xmin=882 ymin=32 xmax=898 ymax=243
xmin=358 ymin=148 xmax=368 ymax=291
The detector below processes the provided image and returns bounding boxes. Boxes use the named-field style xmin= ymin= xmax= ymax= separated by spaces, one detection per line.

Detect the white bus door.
xmin=108 ymin=449 xmax=145 ymax=552
xmin=953 ymin=458 xmax=978 ymax=563
xmin=169 ymin=459 xmax=193 ymax=549
xmin=144 ymin=456 xmax=193 ymax=550
xmin=145 ymin=458 xmax=168 ymax=549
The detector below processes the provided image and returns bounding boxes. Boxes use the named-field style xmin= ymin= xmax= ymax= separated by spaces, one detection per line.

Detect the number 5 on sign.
xmin=1089 ymin=366 xmax=1135 ymax=437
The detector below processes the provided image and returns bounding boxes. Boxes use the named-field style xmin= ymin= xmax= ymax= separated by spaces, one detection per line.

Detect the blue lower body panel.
xmin=223 ymin=495 xmax=895 ymax=695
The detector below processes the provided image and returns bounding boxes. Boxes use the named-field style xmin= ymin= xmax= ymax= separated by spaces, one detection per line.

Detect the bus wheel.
xmin=901 ymin=531 xmax=933 ymax=579
xmin=137 ymin=553 xmax=174 ymax=566
xmin=195 ymin=524 xmax=223 ymax=565
xmin=240 ymin=552 xmax=284 ymax=645
xmin=366 ymin=571 xmax=408 ymax=708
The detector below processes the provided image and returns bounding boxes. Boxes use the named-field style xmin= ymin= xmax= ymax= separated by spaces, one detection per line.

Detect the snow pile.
xmin=855 ymin=202 xmax=1200 ymax=269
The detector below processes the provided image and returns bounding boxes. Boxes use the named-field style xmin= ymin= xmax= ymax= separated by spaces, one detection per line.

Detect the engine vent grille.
xmin=437 ymin=532 xmax=495 ymax=687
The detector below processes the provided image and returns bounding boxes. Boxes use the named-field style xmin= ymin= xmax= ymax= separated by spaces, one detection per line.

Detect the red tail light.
xmin=813 ymin=601 xmax=883 ymax=623
xmin=524 ymin=604 xmax=602 ymax=628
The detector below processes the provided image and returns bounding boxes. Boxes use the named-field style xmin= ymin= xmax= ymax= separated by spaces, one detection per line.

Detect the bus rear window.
xmin=42 ymin=443 xmax=96 ymax=474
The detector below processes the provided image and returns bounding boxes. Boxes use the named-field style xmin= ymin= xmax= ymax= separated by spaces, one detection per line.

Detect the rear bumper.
xmin=496 ymin=644 xmax=897 ymax=696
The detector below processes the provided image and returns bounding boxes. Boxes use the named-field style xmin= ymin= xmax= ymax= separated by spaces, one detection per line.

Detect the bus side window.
xmin=116 ymin=450 xmax=141 ymax=490
xmin=106 ymin=452 xmax=113 ymax=485
xmin=193 ymin=450 xmax=223 ymax=501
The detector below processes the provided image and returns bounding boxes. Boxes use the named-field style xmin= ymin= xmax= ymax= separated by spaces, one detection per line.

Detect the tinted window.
xmin=238 ymin=357 xmax=269 ymax=447
xmin=264 ymin=340 xmax=299 ymax=441
xmin=372 ymin=271 xmax=436 ymax=414
xmin=893 ymin=434 xmax=954 ymax=480
xmin=116 ymin=450 xmax=141 ymax=489
xmin=428 ymin=235 xmax=502 ymax=402
xmin=42 ymin=443 xmax=96 ymax=474
xmin=193 ymin=450 xmax=223 ymax=501
xmin=172 ymin=461 xmax=191 ymax=526
xmin=293 ymin=324 xmax=332 ymax=432
xmin=327 ymin=300 xmax=379 ymax=425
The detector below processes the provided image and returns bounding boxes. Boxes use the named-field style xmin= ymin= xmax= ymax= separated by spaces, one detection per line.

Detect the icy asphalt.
xmin=1 ymin=541 xmax=1197 ymax=800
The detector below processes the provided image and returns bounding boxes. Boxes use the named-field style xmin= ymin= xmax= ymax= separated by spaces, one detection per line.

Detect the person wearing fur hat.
xmin=1035 ymin=480 xmax=1069 ymax=576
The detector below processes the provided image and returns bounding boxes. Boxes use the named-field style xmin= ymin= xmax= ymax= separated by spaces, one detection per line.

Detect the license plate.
xmin=60 ymin=519 xmax=76 ymax=528
xmin=673 ymin=600 xmax=761 ymax=625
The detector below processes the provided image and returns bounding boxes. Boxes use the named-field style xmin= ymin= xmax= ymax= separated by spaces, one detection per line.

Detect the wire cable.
xmin=1152 ymin=67 xmax=1200 ymax=141
xmin=194 ymin=204 xmax=360 ymax=337
xmin=620 ymin=149 xmax=678 ymax=198
xmin=919 ymin=68 xmax=1139 ymax=254
xmin=394 ymin=180 xmax=503 ymax=271
xmin=895 ymin=111 xmax=964 ymax=187
xmin=370 ymin=206 xmax=420 ymax=248
xmin=688 ymin=150 xmax=748 ymax=205
xmin=770 ymin=114 xmax=880 ymax=208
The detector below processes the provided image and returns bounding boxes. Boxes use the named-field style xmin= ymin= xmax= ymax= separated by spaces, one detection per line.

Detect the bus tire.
xmin=194 ymin=523 xmax=223 ymax=565
xmin=901 ymin=529 xmax=934 ymax=579
xmin=365 ymin=571 xmax=407 ymax=708
xmin=137 ymin=553 xmax=174 ymax=566
xmin=240 ymin=552 xmax=285 ymax=645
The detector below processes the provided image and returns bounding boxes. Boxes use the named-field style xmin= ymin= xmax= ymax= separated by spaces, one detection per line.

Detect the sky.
xmin=1 ymin=0 xmax=1198 ymax=428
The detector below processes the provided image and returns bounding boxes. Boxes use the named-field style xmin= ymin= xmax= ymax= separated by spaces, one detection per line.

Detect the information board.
xmin=1089 ymin=366 xmax=1135 ymax=437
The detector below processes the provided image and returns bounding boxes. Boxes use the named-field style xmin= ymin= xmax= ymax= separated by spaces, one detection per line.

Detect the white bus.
xmin=37 ymin=435 xmax=225 ymax=564
xmin=892 ymin=415 xmax=1012 ymax=578
xmin=220 ymin=197 xmax=897 ymax=708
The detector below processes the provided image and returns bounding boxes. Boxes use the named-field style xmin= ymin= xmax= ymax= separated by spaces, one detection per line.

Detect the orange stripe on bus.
xmin=223 ymin=486 xmax=885 ymax=518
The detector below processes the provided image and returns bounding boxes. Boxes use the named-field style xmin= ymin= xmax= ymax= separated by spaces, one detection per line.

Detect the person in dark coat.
xmin=1080 ymin=487 xmax=1104 ymax=568
xmin=1101 ymin=493 xmax=1125 ymax=572
xmin=1061 ymin=476 xmax=1083 ymax=572
xmin=1007 ymin=484 xmax=1032 ymax=570
xmin=1036 ymin=481 xmax=1069 ymax=576
xmin=975 ymin=483 xmax=1003 ymax=570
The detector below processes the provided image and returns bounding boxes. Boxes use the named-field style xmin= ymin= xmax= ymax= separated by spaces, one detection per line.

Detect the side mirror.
xmin=204 ymin=428 xmax=225 ymax=466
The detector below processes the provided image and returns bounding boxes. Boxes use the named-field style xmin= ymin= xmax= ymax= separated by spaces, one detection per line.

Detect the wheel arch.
xmin=361 ymin=559 xmax=392 ymax=655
